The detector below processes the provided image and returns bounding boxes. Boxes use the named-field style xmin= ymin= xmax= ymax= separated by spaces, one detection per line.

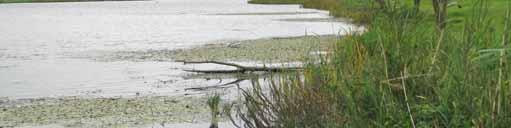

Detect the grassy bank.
xmin=234 ymin=0 xmax=511 ymax=127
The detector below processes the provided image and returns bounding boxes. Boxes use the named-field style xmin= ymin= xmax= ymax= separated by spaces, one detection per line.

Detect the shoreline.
xmin=0 ymin=0 xmax=354 ymax=127
xmin=0 ymin=35 xmax=342 ymax=127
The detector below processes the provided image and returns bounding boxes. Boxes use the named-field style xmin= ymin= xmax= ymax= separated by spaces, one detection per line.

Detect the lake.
xmin=0 ymin=0 xmax=356 ymax=99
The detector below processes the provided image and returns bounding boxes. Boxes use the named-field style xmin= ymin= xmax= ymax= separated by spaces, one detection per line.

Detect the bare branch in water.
xmin=175 ymin=60 xmax=302 ymax=73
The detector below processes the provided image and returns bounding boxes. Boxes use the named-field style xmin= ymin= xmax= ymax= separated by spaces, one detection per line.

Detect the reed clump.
xmin=208 ymin=95 xmax=221 ymax=128
xmin=235 ymin=0 xmax=511 ymax=127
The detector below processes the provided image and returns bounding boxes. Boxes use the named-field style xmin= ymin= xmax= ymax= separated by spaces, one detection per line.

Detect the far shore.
xmin=0 ymin=0 xmax=145 ymax=4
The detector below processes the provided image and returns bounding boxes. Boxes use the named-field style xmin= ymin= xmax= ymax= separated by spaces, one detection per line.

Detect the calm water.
xmin=0 ymin=0 xmax=356 ymax=98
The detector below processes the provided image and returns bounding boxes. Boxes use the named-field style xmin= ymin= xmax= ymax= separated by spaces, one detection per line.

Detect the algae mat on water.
xmin=0 ymin=96 xmax=225 ymax=127
xmin=94 ymin=35 xmax=339 ymax=63
xmin=172 ymin=35 xmax=339 ymax=62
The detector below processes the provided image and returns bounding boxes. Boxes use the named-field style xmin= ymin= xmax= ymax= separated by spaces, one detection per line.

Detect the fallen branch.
xmin=175 ymin=60 xmax=302 ymax=73
xmin=185 ymin=79 xmax=246 ymax=91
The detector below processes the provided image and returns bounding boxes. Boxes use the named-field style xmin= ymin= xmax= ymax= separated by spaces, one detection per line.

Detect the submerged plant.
xmin=207 ymin=94 xmax=221 ymax=128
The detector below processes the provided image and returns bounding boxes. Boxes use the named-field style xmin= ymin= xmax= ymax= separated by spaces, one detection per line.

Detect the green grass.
xmin=234 ymin=0 xmax=511 ymax=127
xmin=249 ymin=0 xmax=510 ymax=26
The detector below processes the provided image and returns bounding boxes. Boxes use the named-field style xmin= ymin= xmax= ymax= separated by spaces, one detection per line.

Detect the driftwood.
xmin=175 ymin=60 xmax=302 ymax=73
xmin=185 ymin=79 xmax=246 ymax=91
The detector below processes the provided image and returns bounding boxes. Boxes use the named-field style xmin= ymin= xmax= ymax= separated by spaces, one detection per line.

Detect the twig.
xmin=493 ymin=4 xmax=510 ymax=121
xmin=185 ymin=79 xmax=246 ymax=91
xmin=401 ymin=67 xmax=417 ymax=128
xmin=379 ymin=39 xmax=389 ymax=80
xmin=183 ymin=69 xmax=246 ymax=74
xmin=380 ymin=73 xmax=433 ymax=84
xmin=176 ymin=60 xmax=246 ymax=69
xmin=429 ymin=29 xmax=445 ymax=73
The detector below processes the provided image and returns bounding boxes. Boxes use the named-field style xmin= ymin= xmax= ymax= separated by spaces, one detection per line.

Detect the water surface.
xmin=0 ymin=0 xmax=357 ymax=98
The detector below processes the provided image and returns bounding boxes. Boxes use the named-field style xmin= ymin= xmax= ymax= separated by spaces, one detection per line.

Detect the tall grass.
xmin=234 ymin=0 xmax=511 ymax=127
xmin=230 ymin=75 xmax=346 ymax=127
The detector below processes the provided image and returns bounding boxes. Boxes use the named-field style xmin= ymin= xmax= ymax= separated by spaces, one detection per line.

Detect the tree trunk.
xmin=413 ymin=0 xmax=421 ymax=12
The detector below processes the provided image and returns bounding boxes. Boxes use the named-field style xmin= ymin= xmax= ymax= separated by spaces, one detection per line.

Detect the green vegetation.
xmin=234 ymin=0 xmax=511 ymax=127
xmin=207 ymin=95 xmax=221 ymax=128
